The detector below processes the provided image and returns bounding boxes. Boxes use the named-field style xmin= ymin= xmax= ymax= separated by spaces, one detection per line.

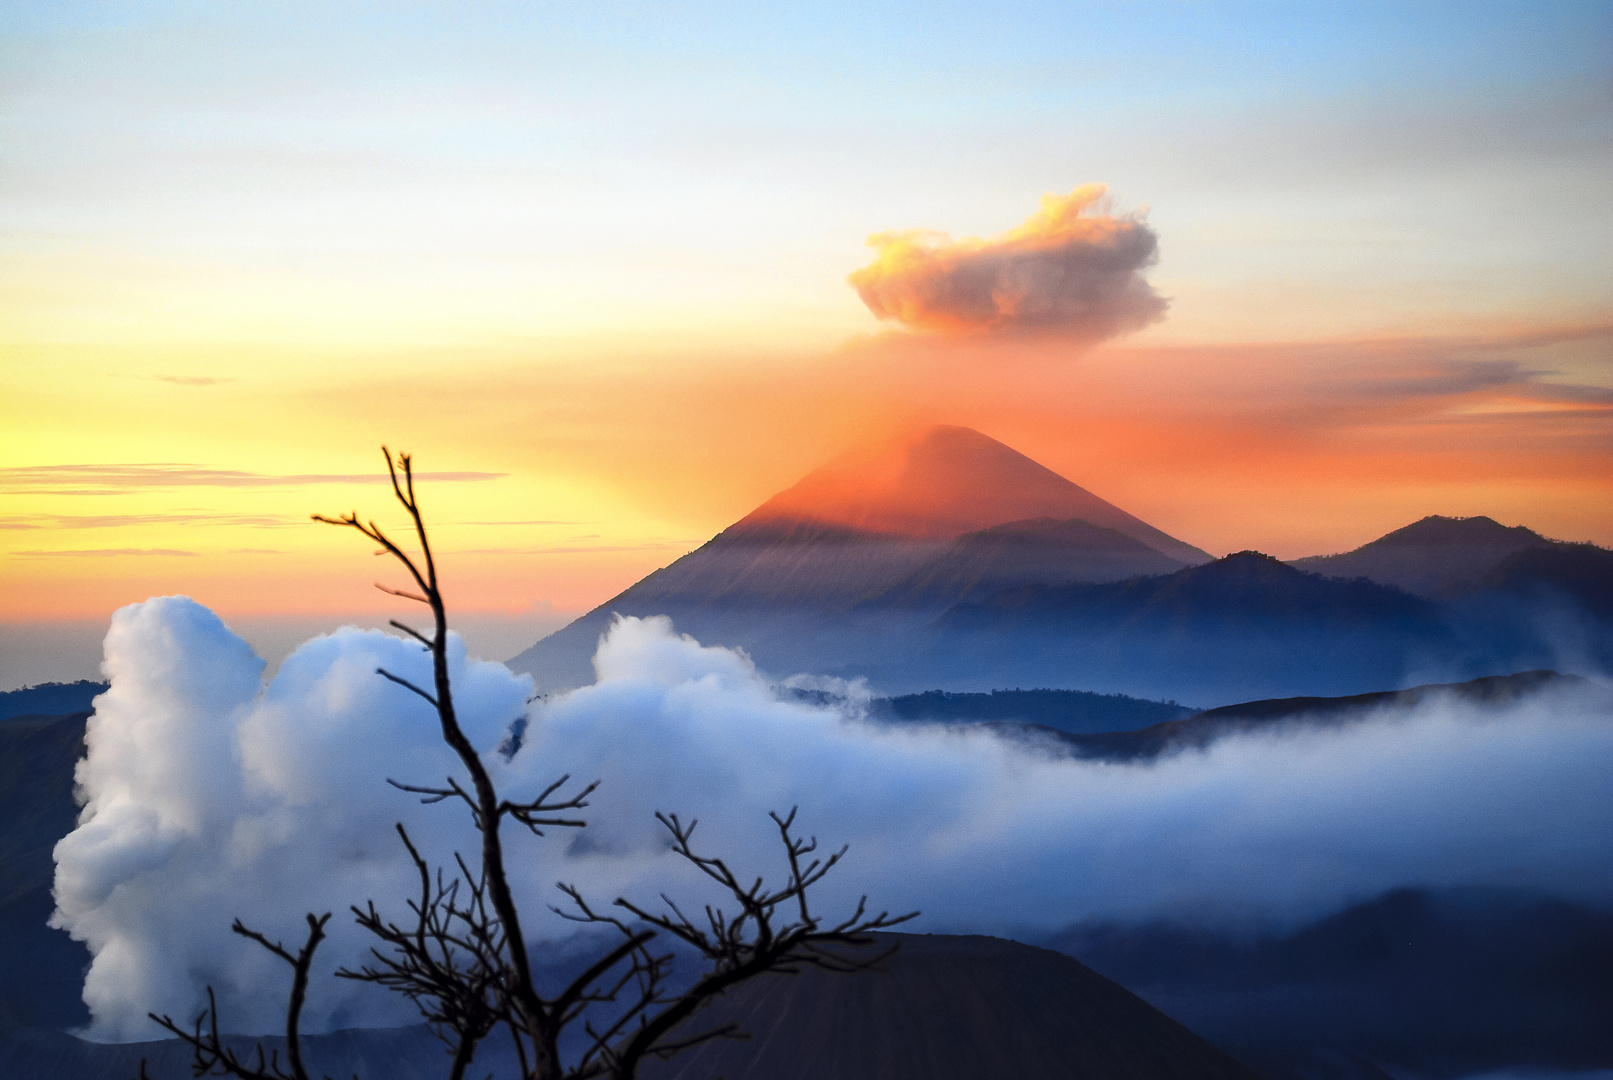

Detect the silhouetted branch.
xmin=148 ymin=913 xmax=331 ymax=1080
xmin=552 ymin=806 xmax=918 ymax=1077
xmin=375 ymin=667 xmax=439 ymax=707
xmin=149 ymin=449 xmax=916 ymax=1080
xmin=389 ymin=620 xmax=436 ymax=649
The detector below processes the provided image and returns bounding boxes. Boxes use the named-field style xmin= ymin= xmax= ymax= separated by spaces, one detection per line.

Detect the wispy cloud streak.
xmin=0 ymin=464 xmax=506 ymax=496
xmin=0 ymin=513 xmax=299 ymax=530
xmin=11 ymin=548 xmax=199 ymax=558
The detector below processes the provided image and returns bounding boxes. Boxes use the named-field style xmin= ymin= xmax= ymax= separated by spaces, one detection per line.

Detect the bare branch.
xmin=376 ymin=583 xmax=432 ymax=604
xmin=389 ymin=620 xmax=436 ymax=649
xmin=374 ymin=667 xmax=438 ymax=708
xmin=169 ymin=451 xmax=917 ymax=1080
xmin=147 ymin=912 xmax=330 ymax=1080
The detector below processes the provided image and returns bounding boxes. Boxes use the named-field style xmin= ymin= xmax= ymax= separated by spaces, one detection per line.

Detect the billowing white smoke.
xmin=54 ymin=598 xmax=1613 ymax=1041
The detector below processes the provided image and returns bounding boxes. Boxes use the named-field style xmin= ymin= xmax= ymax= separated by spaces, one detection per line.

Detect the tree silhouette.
xmin=142 ymin=448 xmax=914 ymax=1080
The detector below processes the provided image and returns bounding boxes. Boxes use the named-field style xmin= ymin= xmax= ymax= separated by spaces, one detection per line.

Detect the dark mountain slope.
xmin=863 ymin=517 xmax=1186 ymax=609
xmin=0 ymin=710 xmax=95 ymax=1028
xmin=1291 ymin=514 xmax=1613 ymax=651
xmin=641 ymin=933 xmax=1261 ymax=1080
xmin=0 ymin=934 xmax=1261 ymax=1079
xmin=0 ymin=1023 xmax=454 ymax=1080
xmin=1291 ymin=515 xmax=1554 ymax=597
xmin=0 ymin=681 xmax=105 ymax=722
xmin=918 ymin=552 xmax=1458 ymax=703
xmin=1479 ymin=541 xmax=1613 ymax=618
xmin=949 ymin=550 xmax=1437 ymax=629
xmin=1052 ymin=887 xmax=1613 ymax=1080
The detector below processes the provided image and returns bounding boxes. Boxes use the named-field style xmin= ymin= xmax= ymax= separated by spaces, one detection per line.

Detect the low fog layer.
xmin=53 ymin=598 xmax=1613 ymax=1040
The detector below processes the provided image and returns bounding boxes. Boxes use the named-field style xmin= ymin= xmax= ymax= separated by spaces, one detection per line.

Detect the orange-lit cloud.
xmin=847 ymin=184 xmax=1168 ymax=338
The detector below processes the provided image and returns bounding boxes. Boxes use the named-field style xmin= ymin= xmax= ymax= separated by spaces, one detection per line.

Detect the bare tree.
xmin=142 ymin=449 xmax=914 ymax=1080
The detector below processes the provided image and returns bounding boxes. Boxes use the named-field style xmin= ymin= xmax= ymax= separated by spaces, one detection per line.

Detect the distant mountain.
xmin=945 ymin=550 xmax=1435 ymax=628
xmin=513 ymin=430 xmax=1613 ymax=701
xmin=510 ymin=426 xmax=1209 ymax=692
xmin=1006 ymin=670 xmax=1592 ymax=763
xmin=0 ymin=681 xmax=105 ymax=723
xmin=869 ymin=687 xmax=1195 ymax=734
xmin=1292 ymin=515 xmax=1556 ymax=598
xmin=1286 ymin=516 xmax=1613 ymax=678
xmin=913 ymin=552 xmax=1460 ymax=703
xmin=1478 ymin=541 xmax=1613 ymax=620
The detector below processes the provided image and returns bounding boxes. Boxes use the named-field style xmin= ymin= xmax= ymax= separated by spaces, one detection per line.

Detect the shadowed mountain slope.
xmin=945 ymin=550 xmax=1437 ymax=629
xmin=641 ymin=933 xmax=1261 ymax=1080
xmin=0 ymin=936 xmax=1260 ymax=1079
xmin=912 ymin=551 xmax=1458 ymax=703
xmin=0 ymin=710 xmax=94 ymax=1029
xmin=1480 ymin=541 xmax=1613 ymax=619
xmin=0 ymin=681 xmax=105 ymax=723
xmin=1053 ymin=886 xmax=1613 ymax=1080
xmin=862 ymin=517 xmax=1186 ymax=609
xmin=1291 ymin=515 xmax=1555 ymax=597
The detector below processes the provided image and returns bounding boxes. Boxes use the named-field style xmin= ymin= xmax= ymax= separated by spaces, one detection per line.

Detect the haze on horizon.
xmin=2 ymin=0 xmax=1611 ymax=688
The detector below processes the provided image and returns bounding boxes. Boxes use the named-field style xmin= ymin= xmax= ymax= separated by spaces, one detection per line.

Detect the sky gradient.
xmin=3 ymin=0 xmax=1610 ymax=687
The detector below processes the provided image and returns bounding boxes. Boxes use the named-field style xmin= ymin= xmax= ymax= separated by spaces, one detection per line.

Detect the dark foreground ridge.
xmin=641 ymin=933 xmax=1260 ymax=1080
xmin=0 ymin=1023 xmax=449 ymax=1080
xmin=0 ymin=934 xmax=1261 ymax=1080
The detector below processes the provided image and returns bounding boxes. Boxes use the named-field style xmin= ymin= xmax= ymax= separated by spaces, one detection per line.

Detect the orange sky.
xmin=6 ymin=320 xmax=1610 ymax=633
xmin=5 ymin=0 xmax=1612 ymax=688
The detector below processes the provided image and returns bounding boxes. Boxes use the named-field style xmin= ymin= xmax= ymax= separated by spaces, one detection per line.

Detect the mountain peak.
xmin=1292 ymin=514 xmax=1555 ymax=598
xmin=1370 ymin=515 xmax=1549 ymax=549
xmin=727 ymin=426 xmax=1209 ymax=564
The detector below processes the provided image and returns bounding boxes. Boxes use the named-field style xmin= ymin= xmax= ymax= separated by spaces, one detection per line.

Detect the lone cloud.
xmin=848 ymin=183 xmax=1168 ymax=338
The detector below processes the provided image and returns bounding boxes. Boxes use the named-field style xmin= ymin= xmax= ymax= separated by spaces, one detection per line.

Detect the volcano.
xmin=508 ymin=427 xmax=1209 ymax=691
xmin=730 ymin=425 xmax=1209 ymax=564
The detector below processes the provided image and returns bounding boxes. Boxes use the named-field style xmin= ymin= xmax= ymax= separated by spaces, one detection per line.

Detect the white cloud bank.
xmin=53 ymin=598 xmax=1613 ymax=1040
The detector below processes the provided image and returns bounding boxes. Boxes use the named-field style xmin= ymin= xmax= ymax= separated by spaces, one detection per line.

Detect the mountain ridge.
xmin=1291 ymin=515 xmax=1557 ymax=597
xmin=509 ymin=436 xmax=1613 ymax=702
xmin=509 ymin=425 xmax=1212 ymax=692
